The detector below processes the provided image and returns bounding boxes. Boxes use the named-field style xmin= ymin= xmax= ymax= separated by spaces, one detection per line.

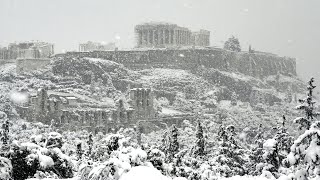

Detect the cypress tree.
xmin=193 ymin=120 xmax=205 ymax=156
xmin=167 ymin=124 xmax=179 ymax=162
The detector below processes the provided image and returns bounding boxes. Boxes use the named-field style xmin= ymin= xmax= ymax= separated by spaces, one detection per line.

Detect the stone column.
xmin=163 ymin=29 xmax=166 ymax=45
xmin=169 ymin=30 xmax=172 ymax=44
xmin=152 ymin=30 xmax=156 ymax=46
xmin=176 ymin=30 xmax=179 ymax=45
xmin=141 ymin=30 xmax=145 ymax=45
xmin=172 ymin=30 xmax=177 ymax=45
xmin=185 ymin=31 xmax=187 ymax=45
xmin=184 ymin=31 xmax=188 ymax=45
xmin=157 ymin=30 xmax=161 ymax=45
xmin=147 ymin=30 xmax=150 ymax=45
xmin=182 ymin=31 xmax=185 ymax=45
xmin=187 ymin=32 xmax=189 ymax=45
xmin=138 ymin=30 xmax=142 ymax=46
xmin=179 ymin=30 xmax=182 ymax=45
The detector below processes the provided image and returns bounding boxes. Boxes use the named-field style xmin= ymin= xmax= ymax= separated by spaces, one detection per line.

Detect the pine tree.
xmin=1 ymin=119 xmax=10 ymax=145
xmin=262 ymin=138 xmax=280 ymax=174
xmin=260 ymin=116 xmax=294 ymax=176
xmin=215 ymin=125 xmax=248 ymax=177
xmin=76 ymin=141 xmax=83 ymax=160
xmin=249 ymin=124 xmax=265 ymax=175
xmin=167 ymin=125 xmax=179 ymax=162
xmin=193 ymin=120 xmax=205 ymax=157
xmin=283 ymin=78 xmax=320 ymax=177
xmin=275 ymin=115 xmax=294 ymax=159
xmin=224 ymin=36 xmax=241 ymax=52
xmin=294 ymin=77 xmax=319 ymax=130
xmin=160 ymin=130 xmax=169 ymax=154
xmin=87 ymin=133 xmax=93 ymax=156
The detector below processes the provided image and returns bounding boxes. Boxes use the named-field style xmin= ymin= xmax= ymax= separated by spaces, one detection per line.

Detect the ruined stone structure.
xmin=56 ymin=48 xmax=297 ymax=78
xmin=79 ymin=41 xmax=116 ymax=52
xmin=0 ymin=47 xmax=10 ymax=60
xmin=17 ymin=88 xmax=189 ymax=133
xmin=192 ymin=30 xmax=210 ymax=47
xmin=0 ymin=41 xmax=54 ymax=59
xmin=18 ymin=89 xmax=114 ymax=133
xmin=134 ymin=22 xmax=210 ymax=48
xmin=128 ymin=88 xmax=155 ymax=120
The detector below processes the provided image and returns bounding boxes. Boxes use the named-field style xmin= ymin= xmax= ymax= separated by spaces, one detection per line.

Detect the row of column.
xmin=137 ymin=29 xmax=191 ymax=46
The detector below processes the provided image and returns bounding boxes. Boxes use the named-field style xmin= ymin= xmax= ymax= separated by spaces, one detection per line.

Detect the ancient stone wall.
xmin=16 ymin=58 xmax=51 ymax=74
xmin=56 ymin=48 xmax=296 ymax=78
xmin=129 ymin=88 xmax=155 ymax=120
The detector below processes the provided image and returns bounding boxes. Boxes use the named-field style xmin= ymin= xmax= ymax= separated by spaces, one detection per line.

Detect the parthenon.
xmin=135 ymin=22 xmax=210 ymax=48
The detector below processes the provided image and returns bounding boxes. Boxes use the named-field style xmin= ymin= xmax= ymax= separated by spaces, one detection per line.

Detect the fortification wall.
xmin=56 ymin=48 xmax=296 ymax=78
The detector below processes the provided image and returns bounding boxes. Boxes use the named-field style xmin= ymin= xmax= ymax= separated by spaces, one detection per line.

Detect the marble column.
xmin=176 ymin=30 xmax=179 ymax=44
xmin=173 ymin=30 xmax=176 ymax=45
xmin=182 ymin=31 xmax=185 ymax=45
xmin=152 ymin=30 xmax=155 ymax=46
xmin=186 ymin=32 xmax=189 ymax=45
xmin=146 ymin=30 xmax=150 ymax=45
xmin=185 ymin=31 xmax=187 ymax=45
xmin=179 ymin=30 xmax=182 ymax=45
xmin=138 ymin=30 xmax=142 ymax=46
xmin=142 ymin=30 xmax=146 ymax=45
xmin=163 ymin=30 xmax=166 ymax=45
xmin=157 ymin=30 xmax=161 ymax=45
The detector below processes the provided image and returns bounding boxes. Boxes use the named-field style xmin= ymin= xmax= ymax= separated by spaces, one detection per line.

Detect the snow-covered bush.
xmin=147 ymin=148 xmax=166 ymax=172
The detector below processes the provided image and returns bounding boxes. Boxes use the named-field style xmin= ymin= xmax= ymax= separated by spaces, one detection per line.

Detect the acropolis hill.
xmin=55 ymin=48 xmax=297 ymax=79
xmin=54 ymin=22 xmax=296 ymax=79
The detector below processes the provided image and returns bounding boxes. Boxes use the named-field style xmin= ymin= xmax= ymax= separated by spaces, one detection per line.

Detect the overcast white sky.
xmin=0 ymin=0 xmax=319 ymax=80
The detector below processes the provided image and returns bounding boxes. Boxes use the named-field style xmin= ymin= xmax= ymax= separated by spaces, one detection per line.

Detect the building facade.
xmin=79 ymin=41 xmax=116 ymax=52
xmin=0 ymin=41 xmax=54 ymax=59
xmin=135 ymin=22 xmax=210 ymax=48
xmin=191 ymin=29 xmax=210 ymax=47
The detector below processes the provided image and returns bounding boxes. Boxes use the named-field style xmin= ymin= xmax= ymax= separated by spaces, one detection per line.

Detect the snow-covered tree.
xmin=1 ymin=119 xmax=10 ymax=145
xmin=146 ymin=148 xmax=166 ymax=172
xmin=256 ymin=116 xmax=293 ymax=177
xmin=260 ymin=138 xmax=280 ymax=176
xmin=169 ymin=125 xmax=179 ymax=161
xmin=283 ymin=78 xmax=320 ymax=178
xmin=76 ymin=140 xmax=83 ymax=160
xmin=275 ymin=115 xmax=294 ymax=162
xmin=192 ymin=120 xmax=205 ymax=157
xmin=294 ymin=78 xmax=320 ymax=130
xmin=87 ymin=133 xmax=93 ymax=156
xmin=214 ymin=125 xmax=248 ymax=177
xmin=249 ymin=124 xmax=265 ymax=175
xmin=163 ymin=125 xmax=180 ymax=162
xmin=224 ymin=36 xmax=241 ymax=52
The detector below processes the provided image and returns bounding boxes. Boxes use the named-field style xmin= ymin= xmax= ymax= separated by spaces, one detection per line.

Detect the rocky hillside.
xmin=0 ymin=57 xmax=308 ymax=137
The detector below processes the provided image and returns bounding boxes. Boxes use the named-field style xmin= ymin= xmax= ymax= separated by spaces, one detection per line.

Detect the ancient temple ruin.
xmin=134 ymin=22 xmax=210 ymax=48
xmin=16 ymin=87 xmax=189 ymax=133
